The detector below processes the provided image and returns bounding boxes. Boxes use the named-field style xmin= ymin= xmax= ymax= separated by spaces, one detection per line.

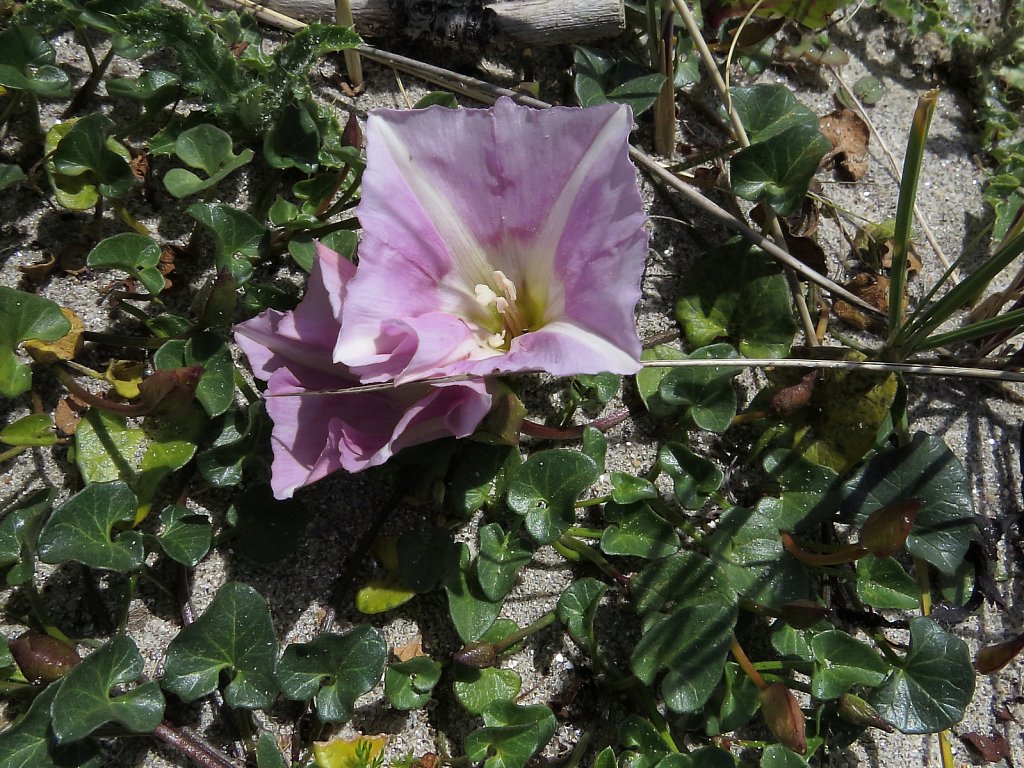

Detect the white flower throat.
xmin=473 ymin=270 xmax=531 ymax=350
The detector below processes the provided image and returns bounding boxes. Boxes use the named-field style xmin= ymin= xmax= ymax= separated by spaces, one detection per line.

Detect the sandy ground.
xmin=1 ymin=4 xmax=1023 ymax=767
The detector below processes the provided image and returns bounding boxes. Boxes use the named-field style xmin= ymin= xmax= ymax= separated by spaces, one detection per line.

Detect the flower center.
xmin=473 ymin=270 xmax=534 ymax=350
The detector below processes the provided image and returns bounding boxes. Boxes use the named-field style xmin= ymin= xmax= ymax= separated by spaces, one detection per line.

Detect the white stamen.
xmin=494 ymin=297 xmax=510 ymax=315
xmin=475 ymin=284 xmax=498 ymax=306
xmin=486 ymin=331 xmax=506 ymax=349
xmin=494 ymin=270 xmax=517 ymax=302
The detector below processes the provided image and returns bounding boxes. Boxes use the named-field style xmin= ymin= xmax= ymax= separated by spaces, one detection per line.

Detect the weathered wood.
xmin=249 ymin=0 xmax=625 ymax=46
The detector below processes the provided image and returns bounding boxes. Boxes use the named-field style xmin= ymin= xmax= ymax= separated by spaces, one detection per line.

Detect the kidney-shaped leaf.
xmin=869 ymin=617 xmax=974 ymax=733
xmin=810 ymin=630 xmax=889 ymax=700
xmin=0 ymin=287 xmax=71 ymax=397
xmin=730 ymin=84 xmax=819 ymax=143
xmin=465 ymin=701 xmax=556 ymax=768
xmin=842 ymin=433 xmax=975 ymax=574
xmin=506 ymin=450 xmax=599 ymax=544
xmin=87 ymin=233 xmax=165 ymax=295
xmin=0 ymin=488 xmax=52 ymax=586
xmin=556 ymin=577 xmax=608 ymax=654
xmin=0 ymin=682 xmax=102 ymax=768
xmin=51 ymin=114 xmax=134 ymax=202
xmin=51 ymin=634 xmax=165 ymax=743
xmin=384 ymin=656 xmax=441 ymax=710
xmin=162 ymin=582 xmax=278 ymax=709
xmin=276 ymin=626 xmax=386 ymax=723
xmin=156 ymin=505 xmax=212 ymax=567
xmin=477 ymin=523 xmax=533 ymax=602
xmin=658 ymin=344 xmax=741 ymax=433
xmin=731 ymin=123 xmax=831 ymax=216
xmin=37 ymin=481 xmax=143 ymax=572
xmin=0 ymin=25 xmax=70 ymax=98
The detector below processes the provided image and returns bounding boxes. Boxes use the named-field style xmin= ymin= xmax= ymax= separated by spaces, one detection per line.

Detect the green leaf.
xmin=87 ymin=233 xmax=165 ymax=295
xmin=153 ymin=333 xmax=235 ymax=416
xmin=444 ymin=543 xmax=502 ymax=643
xmin=50 ymin=634 xmax=164 ymax=743
xmin=619 ymin=715 xmax=667 ymax=755
xmin=397 ymin=526 xmax=457 ymax=593
xmin=37 ymin=481 xmax=143 ymax=572
xmin=855 ymin=556 xmax=920 ymax=610
xmin=630 ymin=601 xmax=737 ymax=713
xmin=756 ymin=450 xmax=841 ymax=532
xmin=0 ymin=25 xmax=70 ymax=97
xmin=732 ymin=122 xmax=831 ymax=216
xmin=225 ymin=484 xmax=311 ymax=565
xmin=556 ymin=577 xmax=608 ymax=653
xmin=674 ymin=241 xmax=796 ymax=358
xmin=810 ymin=631 xmax=889 ymax=700
xmin=0 ymin=286 xmax=71 ymax=397
xmin=384 ymin=656 xmax=441 ymax=710
xmin=465 ymin=702 xmax=556 ymax=768
xmin=163 ymin=123 xmax=254 ymax=197
xmin=869 ymin=617 xmax=974 ymax=733
xmin=761 ymin=744 xmax=808 ymax=768
xmin=730 ymin=84 xmax=819 ymax=143
xmin=581 ymin=425 xmax=607 ymax=470
xmin=477 ymin=523 xmax=533 ymax=602
xmin=162 ymin=582 xmax=278 ymax=708
xmin=600 ymin=501 xmax=679 ymax=559
xmin=156 ymin=505 xmax=212 ymax=567
xmin=657 ymin=443 xmax=724 ymax=509
xmin=637 ymin=345 xmax=686 ymax=417
xmin=188 ymin=202 xmax=267 ymax=283
xmin=706 ymin=506 xmax=808 ymax=608
xmin=264 ymin=99 xmax=320 ymax=172
xmin=506 ymin=450 xmax=599 ymax=544
xmin=0 ymin=488 xmax=52 ymax=586
xmin=106 ymin=69 xmax=180 ymax=106
xmin=277 ymin=626 xmax=386 ymax=722
xmin=842 ymin=433 xmax=975 ymax=574
xmin=448 ymin=444 xmax=519 ymax=517
xmin=1 ymin=413 xmax=57 ymax=447
xmin=255 ymin=732 xmax=288 ymax=768
xmin=572 ymin=46 xmax=665 ymax=116
xmin=610 ymin=472 xmax=656 ymax=504
xmin=0 ymin=164 xmax=27 ymax=192
xmin=630 ymin=551 xmax=735 ymax=616
xmin=705 ymin=662 xmax=761 ymax=736
xmin=197 ymin=401 xmax=269 ymax=487
xmin=413 ymin=91 xmax=458 ymax=109
xmin=50 ymin=115 xmax=134 ymax=201
xmin=0 ymin=683 xmax=102 ymax=768
xmin=454 ymin=667 xmax=522 ymax=716
xmin=658 ymin=344 xmax=741 ymax=432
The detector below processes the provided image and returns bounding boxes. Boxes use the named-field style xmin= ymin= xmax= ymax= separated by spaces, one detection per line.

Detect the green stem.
xmin=0 ymin=91 xmax=23 ymax=133
xmin=82 ymin=331 xmax=167 ymax=349
xmin=0 ymin=445 xmax=28 ymax=463
xmin=556 ymin=535 xmax=629 ymax=587
xmin=493 ymin=611 xmax=557 ymax=653
xmin=886 ymin=90 xmax=938 ymax=345
xmin=565 ymin=526 xmax=604 ymax=539
xmin=574 ymin=496 xmax=609 ymax=509
xmin=62 ymin=46 xmax=116 ymax=118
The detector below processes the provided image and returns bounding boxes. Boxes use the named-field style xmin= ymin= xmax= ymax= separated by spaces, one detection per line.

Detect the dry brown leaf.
xmin=820 ymin=108 xmax=870 ymax=181
xmin=24 ymin=307 xmax=85 ymax=363
xmin=130 ymin=149 xmax=149 ymax=182
xmin=833 ymin=273 xmax=898 ymax=333
xmin=393 ymin=636 xmax=426 ymax=661
xmin=17 ymin=253 xmax=58 ymax=285
xmin=960 ymin=731 xmax=1011 ymax=763
xmin=54 ymin=395 xmax=88 ymax=436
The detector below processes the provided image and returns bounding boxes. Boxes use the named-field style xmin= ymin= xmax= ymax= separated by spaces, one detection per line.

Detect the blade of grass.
xmin=887 ymin=89 xmax=938 ymax=347
xmin=911 ymin=306 xmax=1024 ymax=351
xmin=335 ymin=0 xmax=363 ymax=87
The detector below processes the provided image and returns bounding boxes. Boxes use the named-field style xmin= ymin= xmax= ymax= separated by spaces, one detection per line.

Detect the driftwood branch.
xmin=233 ymin=0 xmax=625 ymax=46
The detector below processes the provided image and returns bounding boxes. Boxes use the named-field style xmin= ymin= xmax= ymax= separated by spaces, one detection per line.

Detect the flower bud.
xmin=9 ymin=631 xmax=81 ymax=684
xmin=860 ymin=499 xmax=922 ymax=557
xmin=760 ymin=682 xmax=806 ymax=754
xmin=453 ymin=642 xmax=497 ymax=668
xmin=779 ymin=600 xmax=828 ymax=630
xmin=974 ymin=632 xmax=1024 ymax=674
xmin=138 ymin=365 xmax=204 ymax=416
xmin=837 ymin=693 xmax=893 ymax=732
xmin=769 ymin=372 xmax=817 ymax=416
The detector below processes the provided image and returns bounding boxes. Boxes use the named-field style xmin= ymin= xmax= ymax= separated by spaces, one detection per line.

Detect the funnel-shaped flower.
xmin=334 ymin=97 xmax=648 ymax=383
xmin=234 ymin=245 xmax=492 ymax=499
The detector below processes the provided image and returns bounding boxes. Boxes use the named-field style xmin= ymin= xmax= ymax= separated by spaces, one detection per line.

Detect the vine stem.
xmin=519 ymin=407 xmax=632 ymax=440
xmin=730 ymin=635 xmax=768 ymax=691
xmin=154 ymin=722 xmax=240 ymax=768
xmin=555 ymin=535 xmax=629 ymax=588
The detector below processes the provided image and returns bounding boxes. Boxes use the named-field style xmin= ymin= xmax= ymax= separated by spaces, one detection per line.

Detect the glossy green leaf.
xmin=0 ymin=488 xmax=52 ymax=586
xmin=600 ymin=501 xmax=679 ymax=559
xmin=556 ymin=577 xmax=608 ymax=653
xmin=188 ymin=202 xmax=267 ymax=283
xmin=810 ymin=631 xmax=889 ymax=700
xmin=477 ymin=523 xmax=533 ymax=602
xmin=609 ymin=472 xmax=656 ymax=504
xmin=397 ymin=526 xmax=457 ymax=593
xmin=705 ymin=662 xmax=761 ymax=736
xmin=448 ymin=444 xmax=520 ymax=517
xmin=658 ymin=344 xmax=741 ymax=433
xmin=761 ymin=744 xmax=808 ymax=768
xmin=855 ymin=556 xmax=919 ymax=610
xmin=277 ymin=626 xmax=386 ymax=722
xmin=0 ymin=164 xmax=27 ymax=191
xmin=675 ymin=242 xmax=796 ymax=358
xmin=1 ymin=413 xmax=57 ymax=447
xmin=465 ymin=702 xmax=556 ymax=768
xmin=0 ymin=286 xmax=71 ymax=397
xmin=106 ymin=69 xmax=180 ymax=106
xmin=265 ymin=99 xmax=320 ymax=172
xmin=581 ymin=425 xmax=607 ymax=470
xmin=164 ymin=123 xmax=254 ymax=197
xmin=51 ymin=115 xmax=134 ymax=202
xmin=573 ymin=46 xmax=665 ymax=116
xmin=413 ymin=91 xmax=459 ymax=109
xmin=156 ymin=505 xmax=212 ymax=567
xmin=162 ymin=582 xmax=278 ymax=708
xmin=0 ymin=683 xmax=101 ymax=768
xmin=454 ymin=667 xmax=522 ymax=716
xmin=37 ymin=481 xmax=143 ymax=572
xmin=50 ymin=634 xmax=164 ymax=743
xmin=637 ymin=344 xmax=686 ymax=417
xmin=0 ymin=25 xmax=70 ymax=97
xmin=731 ymin=124 xmax=831 ymax=215
xmin=706 ymin=506 xmax=808 ymax=608
xmin=506 ymin=450 xmax=599 ymax=544
xmin=384 ymin=656 xmax=441 ymax=710
xmin=842 ymin=433 xmax=975 ymax=574
xmin=444 ymin=543 xmax=502 ymax=643
xmin=619 ymin=715 xmax=667 ymax=755
xmin=630 ymin=551 xmax=735 ymax=616
xmin=869 ymin=617 xmax=974 ymax=733
xmin=731 ymin=84 xmax=819 ymax=142
xmin=86 ymin=233 xmax=165 ymax=295
xmin=657 ymin=443 xmax=724 ymax=509
xmin=225 ymin=484 xmax=311 ymax=565
xmin=756 ymin=450 xmax=841 ymax=532
xmin=255 ymin=732 xmax=288 ymax=768
xmin=153 ymin=332 xmax=235 ymax=416
xmin=630 ymin=601 xmax=737 ymax=713
xmin=197 ymin=401 xmax=269 ymax=487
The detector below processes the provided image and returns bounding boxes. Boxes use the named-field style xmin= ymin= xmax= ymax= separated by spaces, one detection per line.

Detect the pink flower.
xmin=234 ymin=244 xmax=492 ymax=499
xmin=333 ymin=97 xmax=648 ymax=384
